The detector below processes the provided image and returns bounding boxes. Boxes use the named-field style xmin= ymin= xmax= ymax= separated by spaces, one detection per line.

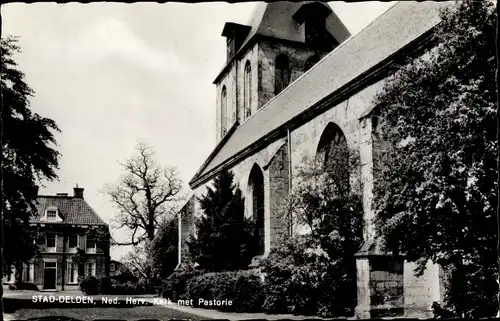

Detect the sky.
xmin=2 ymin=1 xmax=397 ymax=260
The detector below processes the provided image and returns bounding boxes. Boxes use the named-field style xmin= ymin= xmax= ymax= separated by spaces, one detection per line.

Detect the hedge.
xmin=79 ymin=276 xmax=145 ymax=295
xmin=185 ymin=270 xmax=264 ymax=313
xmin=160 ymin=269 xmax=203 ymax=301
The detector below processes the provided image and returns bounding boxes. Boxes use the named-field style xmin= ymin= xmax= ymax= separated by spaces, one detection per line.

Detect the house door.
xmin=43 ymin=261 xmax=57 ymax=290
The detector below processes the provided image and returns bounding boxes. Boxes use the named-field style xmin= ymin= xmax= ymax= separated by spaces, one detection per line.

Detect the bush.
xmin=186 ymin=270 xmax=264 ymax=313
xmin=80 ymin=276 xmax=99 ymax=295
xmin=444 ymin=264 xmax=497 ymax=318
xmin=98 ymin=276 xmax=113 ymax=294
xmin=260 ymin=236 xmax=355 ymax=318
xmin=160 ymin=269 xmax=203 ymax=301
xmin=8 ymin=282 xmax=39 ymax=291
xmin=81 ymin=275 xmax=145 ymax=295
xmin=112 ymin=268 xmax=138 ymax=284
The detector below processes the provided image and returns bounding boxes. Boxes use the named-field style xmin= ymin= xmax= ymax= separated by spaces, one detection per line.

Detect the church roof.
xmin=191 ymin=1 xmax=452 ymax=188
xmin=214 ymin=2 xmax=351 ymax=83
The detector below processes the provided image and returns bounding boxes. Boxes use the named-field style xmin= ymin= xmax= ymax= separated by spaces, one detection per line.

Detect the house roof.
xmin=214 ymin=1 xmax=351 ymax=83
xmin=32 ymin=195 xmax=108 ymax=225
xmin=190 ymin=1 xmax=451 ymax=188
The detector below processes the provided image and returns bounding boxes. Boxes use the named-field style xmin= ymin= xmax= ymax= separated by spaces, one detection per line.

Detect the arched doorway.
xmin=248 ymin=164 xmax=265 ymax=256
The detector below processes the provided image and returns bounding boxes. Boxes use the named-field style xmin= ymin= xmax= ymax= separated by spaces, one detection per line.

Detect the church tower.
xmin=214 ymin=2 xmax=351 ymax=142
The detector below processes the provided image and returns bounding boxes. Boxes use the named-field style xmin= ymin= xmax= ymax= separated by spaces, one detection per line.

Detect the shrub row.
xmin=161 ymin=269 xmax=264 ymax=313
xmin=79 ymin=276 xmax=145 ymax=295
xmin=159 ymin=239 xmax=356 ymax=317
xmin=160 ymin=269 xmax=204 ymax=302
xmin=186 ymin=270 xmax=264 ymax=312
xmin=8 ymin=281 xmax=39 ymax=291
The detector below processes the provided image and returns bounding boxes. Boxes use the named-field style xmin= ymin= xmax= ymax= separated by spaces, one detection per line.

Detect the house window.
xmin=110 ymin=263 xmax=116 ymax=272
xmin=66 ymin=262 xmax=78 ymax=284
xmin=86 ymin=261 xmax=96 ymax=277
xmin=46 ymin=233 xmax=56 ymax=252
xmin=221 ymin=86 xmax=228 ymax=136
xmin=86 ymin=235 xmax=96 ymax=253
xmin=68 ymin=235 xmax=78 ymax=252
xmin=243 ymin=60 xmax=252 ymax=119
xmin=25 ymin=262 xmax=34 ymax=283
xmin=274 ymin=54 xmax=291 ymax=95
xmin=47 ymin=210 xmax=57 ymax=220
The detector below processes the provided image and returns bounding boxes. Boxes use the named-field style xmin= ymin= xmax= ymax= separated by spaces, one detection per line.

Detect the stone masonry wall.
xmin=266 ymin=142 xmax=290 ymax=247
xmin=369 ymin=257 xmax=405 ymax=317
xmin=258 ymin=41 xmax=326 ymax=111
xmin=404 ymin=261 xmax=442 ymax=317
xmin=179 ymin=195 xmax=196 ymax=264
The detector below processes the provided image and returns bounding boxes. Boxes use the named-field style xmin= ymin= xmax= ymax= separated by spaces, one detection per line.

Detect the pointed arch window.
xmin=243 ymin=61 xmax=252 ymax=119
xmin=315 ymin=122 xmax=350 ymax=195
xmin=221 ymin=86 xmax=227 ymax=136
xmin=248 ymin=164 xmax=265 ymax=256
xmin=274 ymin=54 xmax=291 ymax=95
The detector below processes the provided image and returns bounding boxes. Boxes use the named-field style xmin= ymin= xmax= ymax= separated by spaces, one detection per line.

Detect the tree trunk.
xmin=451 ymin=258 xmax=465 ymax=318
xmin=495 ymin=3 xmax=500 ymax=317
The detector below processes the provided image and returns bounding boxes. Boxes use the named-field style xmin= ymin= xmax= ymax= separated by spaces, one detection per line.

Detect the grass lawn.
xmin=5 ymin=305 xmax=206 ymax=321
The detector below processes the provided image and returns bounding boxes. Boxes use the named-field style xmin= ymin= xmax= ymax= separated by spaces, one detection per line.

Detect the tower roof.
xmin=214 ymin=2 xmax=351 ymax=84
xmin=241 ymin=2 xmax=350 ymax=49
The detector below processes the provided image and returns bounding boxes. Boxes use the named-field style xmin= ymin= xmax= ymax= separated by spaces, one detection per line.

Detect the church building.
xmin=178 ymin=1 xmax=452 ymax=318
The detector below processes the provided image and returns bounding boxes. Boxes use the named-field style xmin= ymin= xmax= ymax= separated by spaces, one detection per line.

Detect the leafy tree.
xmin=148 ymin=218 xmax=178 ymax=281
xmin=122 ymin=243 xmax=153 ymax=290
xmin=187 ymin=170 xmax=257 ymax=272
xmin=103 ymin=140 xmax=183 ymax=246
xmin=287 ymin=156 xmax=364 ymax=260
xmin=372 ymin=1 xmax=497 ymax=317
xmin=1 ymin=36 xmax=61 ymax=282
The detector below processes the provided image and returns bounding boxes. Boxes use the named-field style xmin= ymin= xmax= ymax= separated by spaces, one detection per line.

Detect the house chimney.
xmin=73 ymin=184 xmax=84 ymax=199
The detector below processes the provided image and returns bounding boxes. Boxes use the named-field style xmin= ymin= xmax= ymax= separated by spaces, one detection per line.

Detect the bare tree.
xmin=104 ymin=141 xmax=183 ymax=246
